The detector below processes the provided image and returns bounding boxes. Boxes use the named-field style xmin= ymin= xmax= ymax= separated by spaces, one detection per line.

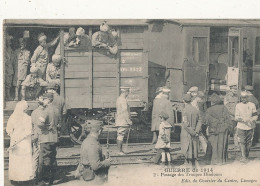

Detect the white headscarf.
xmin=6 ymin=101 xmax=29 ymax=137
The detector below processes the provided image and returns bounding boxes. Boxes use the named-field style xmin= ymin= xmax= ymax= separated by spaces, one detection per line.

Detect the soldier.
xmin=75 ymin=27 xmax=92 ymax=51
xmin=13 ymin=38 xmax=30 ymax=101
xmin=46 ymin=54 xmax=61 ymax=87
xmin=235 ymin=91 xmax=258 ymax=163
xmin=46 ymin=83 xmax=67 ymax=135
xmin=244 ymin=85 xmax=259 ymax=146
xmin=181 ymin=94 xmax=202 ymax=167
xmin=115 ymin=87 xmax=132 ymax=155
xmin=31 ymin=95 xmax=49 ymax=182
xmin=75 ymin=120 xmax=111 ymax=184
xmin=151 ymin=87 xmax=174 ymax=145
xmin=31 ymin=33 xmax=60 ymax=79
xmin=21 ymin=65 xmax=48 ymax=100
xmin=4 ymin=34 xmax=14 ymax=101
xmin=37 ymin=93 xmax=59 ymax=185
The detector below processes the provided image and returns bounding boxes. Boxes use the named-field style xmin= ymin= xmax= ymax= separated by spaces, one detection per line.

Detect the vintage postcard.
xmin=2 ymin=18 xmax=260 ymax=186
xmin=2 ymin=1 xmax=260 ymax=185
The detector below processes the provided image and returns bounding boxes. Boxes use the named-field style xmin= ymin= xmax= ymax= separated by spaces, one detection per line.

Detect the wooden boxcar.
xmin=147 ymin=19 xmax=260 ymax=140
xmin=3 ymin=20 xmax=150 ymax=144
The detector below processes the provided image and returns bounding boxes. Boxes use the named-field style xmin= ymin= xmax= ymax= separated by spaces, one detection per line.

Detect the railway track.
xmin=4 ymin=143 xmax=260 ymax=167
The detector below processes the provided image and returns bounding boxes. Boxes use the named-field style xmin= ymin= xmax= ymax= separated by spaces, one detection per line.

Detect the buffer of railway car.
xmin=3 ymin=19 xmax=260 ymax=145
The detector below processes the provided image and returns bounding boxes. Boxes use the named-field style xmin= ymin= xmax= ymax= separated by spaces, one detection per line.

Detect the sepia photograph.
xmin=2 ymin=17 xmax=260 ymax=185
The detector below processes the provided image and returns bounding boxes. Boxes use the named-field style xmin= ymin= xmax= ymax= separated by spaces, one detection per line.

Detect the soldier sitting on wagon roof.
xmin=21 ymin=65 xmax=48 ymax=100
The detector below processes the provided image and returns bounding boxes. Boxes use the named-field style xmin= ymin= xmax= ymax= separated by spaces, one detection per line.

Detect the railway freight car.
xmin=3 ymin=20 xmax=149 ymax=144
xmin=147 ymin=19 xmax=260 ymax=141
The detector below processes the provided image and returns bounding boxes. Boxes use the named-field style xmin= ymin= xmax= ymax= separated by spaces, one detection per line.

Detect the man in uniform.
xmin=235 ymin=91 xmax=258 ymax=163
xmin=4 ymin=34 xmax=14 ymax=100
xmin=31 ymin=94 xmax=49 ymax=182
xmin=181 ymin=94 xmax=202 ymax=167
xmin=46 ymin=83 xmax=67 ymax=135
xmin=21 ymin=65 xmax=47 ymax=100
xmin=13 ymin=38 xmax=30 ymax=101
xmin=115 ymin=87 xmax=132 ymax=155
xmin=46 ymin=55 xmax=61 ymax=87
xmin=75 ymin=120 xmax=111 ymax=184
xmin=37 ymin=93 xmax=59 ymax=185
xmin=244 ymin=85 xmax=259 ymax=146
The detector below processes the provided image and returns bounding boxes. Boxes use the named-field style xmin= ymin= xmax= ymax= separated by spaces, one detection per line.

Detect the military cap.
xmin=188 ymin=86 xmax=199 ymax=93
xmin=84 ymin=120 xmax=104 ymax=131
xmin=183 ymin=94 xmax=192 ymax=102
xmin=244 ymin=85 xmax=254 ymax=91
xmin=159 ymin=111 xmax=169 ymax=120
xmin=120 ymin=87 xmax=130 ymax=92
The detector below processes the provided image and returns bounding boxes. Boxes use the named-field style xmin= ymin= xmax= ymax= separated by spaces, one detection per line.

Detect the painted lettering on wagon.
xmin=120 ymin=67 xmax=142 ymax=72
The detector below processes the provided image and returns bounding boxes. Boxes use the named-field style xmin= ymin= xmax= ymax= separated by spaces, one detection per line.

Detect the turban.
xmin=38 ymin=33 xmax=47 ymax=42
xmin=100 ymin=22 xmax=109 ymax=32
xmin=76 ymin=27 xmax=85 ymax=36
xmin=162 ymin=86 xmax=170 ymax=93
xmin=188 ymin=86 xmax=199 ymax=93
xmin=30 ymin=65 xmax=39 ymax=73
xmin=52 ymin=54 xmax=62 ymax=63
xmin=240 ymin=91 xmax=248 ymax=97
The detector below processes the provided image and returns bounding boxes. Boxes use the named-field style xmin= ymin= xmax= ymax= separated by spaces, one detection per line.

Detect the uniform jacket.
xmin=52 ymin=93 xmax=67 ymax=119
xmin=80 ymin=134 xmax=110 ymax=181
xmin=13 ymin=48 xmax=30 ymax=83
xmin=46 ymin=63 xmax=60 ymax=83
xmin=205 ymin=104 xmax=233 ymax=135
xmin=21 ymin=74 xmax=48 ymax=87
xmin=151 ymin=96 xmax=174 ymax=131
xmin=115 ymin=95 xmax=131 ymax=127
xmin=181 ymin=104 xmax=202 ymax=158
xmin=31 ymin=106 xmax=47 ymax=140
xmin=37 ymin=104 xmax=59 ymax=143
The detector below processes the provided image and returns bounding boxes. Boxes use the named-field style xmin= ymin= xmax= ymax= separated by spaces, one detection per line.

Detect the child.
xmin=153 ymin=111 xmax=172 ymax=165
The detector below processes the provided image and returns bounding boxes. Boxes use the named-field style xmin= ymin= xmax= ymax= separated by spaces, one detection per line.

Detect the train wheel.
xmin=68 ymin=115 xmax=85 ymax=145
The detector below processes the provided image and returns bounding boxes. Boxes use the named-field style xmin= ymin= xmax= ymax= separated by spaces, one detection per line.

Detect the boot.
xmin=14 ymin=87 xmax=19 ymax=101
xmin=239 ymin=144 xmax=248 ymax=163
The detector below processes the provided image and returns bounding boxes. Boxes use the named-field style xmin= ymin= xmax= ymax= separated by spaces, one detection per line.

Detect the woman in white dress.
xmin=6 ymin=100 xmax=34 ymax=185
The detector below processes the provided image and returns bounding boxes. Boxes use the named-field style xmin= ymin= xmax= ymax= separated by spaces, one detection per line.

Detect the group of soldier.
xmin=151 ymin=84 xmax=259 ymax=167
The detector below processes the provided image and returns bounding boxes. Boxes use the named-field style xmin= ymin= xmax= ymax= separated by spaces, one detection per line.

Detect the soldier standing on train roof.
xmin=31 ymin=32 xmax=60 ymax=79
xmin=75 ymin=120 xmax=111 ymax=184
xmin=235 ymin=91 xmax=258 ymax=163
xmin=4 ymin=34 xmax=14 ymax=101
xmin=115 ymin=87 xmax=132 ymax=155
xmin=13 ymin=38 xmax=30 ymax=101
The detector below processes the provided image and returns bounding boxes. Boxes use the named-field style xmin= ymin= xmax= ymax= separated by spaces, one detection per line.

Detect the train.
xmin=3 ymin=19 xmax=260 ymax=144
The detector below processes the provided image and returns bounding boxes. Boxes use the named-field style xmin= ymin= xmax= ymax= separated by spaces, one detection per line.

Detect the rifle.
xmin=7 ymin=134 xmax=32 ymax=152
